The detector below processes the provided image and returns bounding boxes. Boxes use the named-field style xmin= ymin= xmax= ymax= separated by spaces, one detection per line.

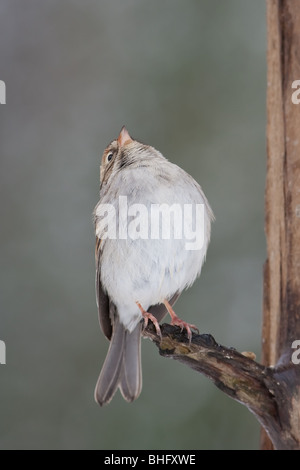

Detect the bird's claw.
xmin=136 ymin=301 xmax=162 ymax=338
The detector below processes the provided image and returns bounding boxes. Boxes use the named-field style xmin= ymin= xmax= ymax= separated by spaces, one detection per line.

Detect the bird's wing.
xmin=95 ymin=237 xmax=113 ymax=340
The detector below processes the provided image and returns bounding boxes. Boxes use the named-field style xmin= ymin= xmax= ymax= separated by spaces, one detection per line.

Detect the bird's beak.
xmin=117 ymin=126 xmax=133 ymax=146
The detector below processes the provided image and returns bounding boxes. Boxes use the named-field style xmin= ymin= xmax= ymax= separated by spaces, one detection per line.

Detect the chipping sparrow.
xmin=93 ymin=127 xmax=214 ymax=405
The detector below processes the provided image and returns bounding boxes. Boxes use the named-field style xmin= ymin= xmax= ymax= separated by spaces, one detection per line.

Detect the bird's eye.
xmin=107 ymin=152 xmax=113 ymax=162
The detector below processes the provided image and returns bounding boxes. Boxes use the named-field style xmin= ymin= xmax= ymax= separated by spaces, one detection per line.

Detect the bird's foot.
xmin=136 ymin=301 xmax=162 ymax=338
xmin=163 ymin=299 xmax=199 ymax=342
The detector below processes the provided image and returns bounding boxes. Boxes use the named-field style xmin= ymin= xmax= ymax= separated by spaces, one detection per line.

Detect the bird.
xmin=93 ymin=127 xmax=214 ymax=406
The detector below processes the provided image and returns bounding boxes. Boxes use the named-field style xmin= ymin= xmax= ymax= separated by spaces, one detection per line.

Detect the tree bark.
xmin=262 ymin=0 xmax=300 ymax=450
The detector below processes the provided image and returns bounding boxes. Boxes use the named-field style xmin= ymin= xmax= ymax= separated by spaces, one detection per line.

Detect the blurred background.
xmin=0 ymin=0 xmax=266 ymax=450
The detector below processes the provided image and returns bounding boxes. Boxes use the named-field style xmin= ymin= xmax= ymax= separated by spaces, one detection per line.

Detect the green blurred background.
xmin=0 ymin=0 xmax=266 ymax=449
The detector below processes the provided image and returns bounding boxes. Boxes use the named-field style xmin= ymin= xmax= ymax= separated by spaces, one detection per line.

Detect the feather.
xmin=119 ymin=322 xmax=142 ymax=402
xmin=94 ymin=315 xmax=125 ymax=406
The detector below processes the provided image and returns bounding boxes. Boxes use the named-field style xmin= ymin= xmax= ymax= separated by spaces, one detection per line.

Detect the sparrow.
xmin=93 ymin=127 xmax=213 ymax=405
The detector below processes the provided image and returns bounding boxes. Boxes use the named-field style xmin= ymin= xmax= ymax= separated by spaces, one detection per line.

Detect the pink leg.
xmin=163 ymin=299 xmax=199 ymax=341
xmin=136 ymin=301 xmax=162 ymax=338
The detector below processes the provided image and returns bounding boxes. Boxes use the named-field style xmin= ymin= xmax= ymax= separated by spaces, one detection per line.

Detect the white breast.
xmin=95 ymin=162 xmax=212 ymax=331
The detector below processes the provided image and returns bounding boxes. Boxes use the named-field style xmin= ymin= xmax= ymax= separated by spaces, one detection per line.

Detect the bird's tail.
xmin=94 ymin=317 xmax=142 ymax=406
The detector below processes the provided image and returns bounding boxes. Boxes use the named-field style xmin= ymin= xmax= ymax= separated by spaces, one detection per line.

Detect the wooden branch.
xmin=143 ymin=323 xmax=300 ymax=450
xmin=262 ymin=0 xmax=300 ymax=450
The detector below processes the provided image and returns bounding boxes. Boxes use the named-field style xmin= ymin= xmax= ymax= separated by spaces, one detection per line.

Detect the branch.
xmin=142 ymin=323 xmax=300 ymax=450
xmin=262 ymin=0 xmax=300 ymax=450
